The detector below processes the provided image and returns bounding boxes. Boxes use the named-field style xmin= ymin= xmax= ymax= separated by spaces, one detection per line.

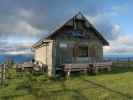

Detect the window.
xmin=71 ymin=30 xmax=84 ymax=37
xmin=73 ymin=45 xmax=88 ymax=57
xmin=79 ymin=47 xmax=88 ymax=57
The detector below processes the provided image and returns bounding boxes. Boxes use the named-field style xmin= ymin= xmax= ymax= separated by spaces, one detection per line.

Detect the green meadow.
xmin=1 ymin=64 xmax=133 ymax=100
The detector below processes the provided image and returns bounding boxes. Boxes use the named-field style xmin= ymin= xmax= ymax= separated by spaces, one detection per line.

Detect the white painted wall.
xmin=34 ymin=41 xmax=54 ymax=76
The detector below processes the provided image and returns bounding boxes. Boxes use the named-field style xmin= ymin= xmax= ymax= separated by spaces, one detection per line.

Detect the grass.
xmin=1 ymin=64 xmax=133 ymax=100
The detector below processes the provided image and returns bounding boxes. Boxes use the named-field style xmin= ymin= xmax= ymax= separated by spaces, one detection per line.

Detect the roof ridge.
xmin=33 ymin=11 xmax=109 ymax=47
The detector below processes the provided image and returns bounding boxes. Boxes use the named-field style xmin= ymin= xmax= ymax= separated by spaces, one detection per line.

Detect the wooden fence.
xmin=0 ymin=64 xmax=6 ymax=86
xmin=104 ymin=57 xmax=133 ymax=67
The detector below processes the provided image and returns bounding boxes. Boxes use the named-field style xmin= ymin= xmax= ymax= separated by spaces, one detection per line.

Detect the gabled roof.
xmin=33 ymin=12 xmax=109 ymax=48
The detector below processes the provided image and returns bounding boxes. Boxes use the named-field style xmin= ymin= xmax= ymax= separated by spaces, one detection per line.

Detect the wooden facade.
xmin=32 ymin=12 xmax=109 ymax=77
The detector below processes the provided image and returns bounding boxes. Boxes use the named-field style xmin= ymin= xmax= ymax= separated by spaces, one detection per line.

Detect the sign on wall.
xmin=59 ymin=43 xmax=68 ymax=48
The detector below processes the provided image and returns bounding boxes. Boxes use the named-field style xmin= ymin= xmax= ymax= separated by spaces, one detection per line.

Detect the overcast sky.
xmin=0 ymin=0 xmax=133 ymax=56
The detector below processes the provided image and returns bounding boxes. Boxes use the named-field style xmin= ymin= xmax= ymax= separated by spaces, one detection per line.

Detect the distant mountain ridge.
xmin=104 ymin=55 xmax=133 ymax=61
xmin=0 ymin=54 xmax=133 ymax=64
xmin=0 ymin=54 xmax=33 ymax=64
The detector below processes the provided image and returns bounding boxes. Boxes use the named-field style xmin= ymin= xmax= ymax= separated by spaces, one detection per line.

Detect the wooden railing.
xmin=104 ymin=57 xmax=133 ymax=67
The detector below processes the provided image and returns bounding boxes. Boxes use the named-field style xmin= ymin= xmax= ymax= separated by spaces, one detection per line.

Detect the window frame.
xmin=78 ymin=46 xmax=88 ymax=57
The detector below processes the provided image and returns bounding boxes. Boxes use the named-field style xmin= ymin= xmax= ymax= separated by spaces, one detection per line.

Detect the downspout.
xmin=45 ymin=44 xmax=48 ymax=66
xmin=52 ymin=40 xmax=56 ymax=77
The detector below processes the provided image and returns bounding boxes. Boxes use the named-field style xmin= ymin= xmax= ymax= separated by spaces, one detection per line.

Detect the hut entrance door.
xmin=89 ymin=47 xmax=96 ymax=61
xmin=72 ymin=44 xmax=79 ymax=62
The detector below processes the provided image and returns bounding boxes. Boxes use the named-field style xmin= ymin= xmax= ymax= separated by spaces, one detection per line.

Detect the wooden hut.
xmin=32 ymin=12 xmax=110 ymax=77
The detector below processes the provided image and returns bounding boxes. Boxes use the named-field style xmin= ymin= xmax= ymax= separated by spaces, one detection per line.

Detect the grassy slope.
xmin=1 ymin=65 xmax=133 ymax=100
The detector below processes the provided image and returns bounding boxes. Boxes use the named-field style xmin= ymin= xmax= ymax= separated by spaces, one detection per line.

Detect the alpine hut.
xmin=32 ymin=12 xmax=110 ymax=77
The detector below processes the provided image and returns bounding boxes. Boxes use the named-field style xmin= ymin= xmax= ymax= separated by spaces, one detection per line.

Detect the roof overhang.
xmin=32 ymin=40 xmax=53 ymax=48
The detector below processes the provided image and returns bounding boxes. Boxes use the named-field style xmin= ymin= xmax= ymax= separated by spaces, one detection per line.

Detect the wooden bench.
xmin=61 ymin=64 xmax=89 ymax=77
xmin=91 ymin=62 xmax=112 ymax=74
xmin=16 ymin=61 xmax=47 ymax=74
xmin=16 ymin=62 xmax=34 ymax=73
xmin=60 ymin=62 xmax=112 ymax=77
xmin=63 ymin=64 xmax=89 ymax=71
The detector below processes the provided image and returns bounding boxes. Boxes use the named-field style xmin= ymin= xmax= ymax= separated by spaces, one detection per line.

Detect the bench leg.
xmin=68 ymin=71 xmax=71 ymax=76
xmin=94 ymin=67 xmax=98 ymax=74
xmin=66 ymin=71 xmax=71 ymax=79
xmin=108 ymin=66 xmax=111 ymax=71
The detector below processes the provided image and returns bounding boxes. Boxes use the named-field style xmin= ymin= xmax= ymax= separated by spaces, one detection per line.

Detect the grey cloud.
xmin=87 ymin=13 xmax=120 ymax=41
xmin=0 ymin=42 xmax=33 ymax=55
xmin=0 ymin=0 xmax=105 ymax=35
xmin=0 ymin=0 xmax=120 ymax=55
xmin=108 ymin=47 xmax=133 ymax=54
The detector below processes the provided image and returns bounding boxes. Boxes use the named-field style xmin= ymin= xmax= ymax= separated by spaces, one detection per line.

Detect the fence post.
xmin=0 ymin=64 xmax=6 ymax=87
xmin=0 ymin=64 xmax=3 ymax=86
xmin=0 ymin=65 xmax=1 ymax=86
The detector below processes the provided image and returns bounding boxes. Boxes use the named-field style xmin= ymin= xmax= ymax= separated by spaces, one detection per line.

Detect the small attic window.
xmin=71 ymin=30 xmax=85 ymax=37
xmin=75 ymin=14 xmax=83 ymax=20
